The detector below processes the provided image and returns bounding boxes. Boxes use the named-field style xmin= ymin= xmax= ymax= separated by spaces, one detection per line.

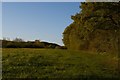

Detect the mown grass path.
xmin=2 ymin=48 xmax=119 ymax=79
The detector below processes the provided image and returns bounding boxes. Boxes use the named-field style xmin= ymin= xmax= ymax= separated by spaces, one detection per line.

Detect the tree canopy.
xmin=63 ymin=2 xmax=120 ymax=53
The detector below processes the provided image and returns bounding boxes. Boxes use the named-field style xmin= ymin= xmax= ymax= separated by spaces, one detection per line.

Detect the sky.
xmin=1 ymin=0 xmax=85 ymax=2
xmin=0 ymin=2 xmax=2 ymax=40
xmin=2 ymin=2 xmax=81 ymax=45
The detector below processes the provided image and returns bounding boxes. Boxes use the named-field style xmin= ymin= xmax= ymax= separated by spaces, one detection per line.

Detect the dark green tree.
xmin=63 ymin=2 xmax=120 ymax=53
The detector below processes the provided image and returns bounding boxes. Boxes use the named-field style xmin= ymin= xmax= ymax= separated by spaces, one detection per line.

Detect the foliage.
xmin=13 ymin=38 xmax=24 ymax=42
xmin=2 ymin=39 xmax=61 ymax=49
xmin=63 ymin=2 xmax=120 ymax=53
xmin=0 ymin=40 xmax=2 ymax=48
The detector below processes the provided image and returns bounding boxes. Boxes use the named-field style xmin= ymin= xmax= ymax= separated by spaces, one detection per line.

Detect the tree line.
xmin=62 ymin=2 xmax=120 ymax=54
xmin=1 ymin=38 xmax=66 ymax=49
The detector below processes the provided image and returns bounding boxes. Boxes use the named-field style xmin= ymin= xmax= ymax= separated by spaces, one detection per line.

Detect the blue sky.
xmin=0 ymin=2 xmax=2 ymax=39
xmin=2 ymin=0 xmax=85 ymax=2
xmin=2 ymin=2 xmax=81 ymax=45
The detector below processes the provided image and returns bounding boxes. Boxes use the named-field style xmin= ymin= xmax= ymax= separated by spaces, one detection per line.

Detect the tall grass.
xmin=2 ymin=48 xmax=119 ymax=79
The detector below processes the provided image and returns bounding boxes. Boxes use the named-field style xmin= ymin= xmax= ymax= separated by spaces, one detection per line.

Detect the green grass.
xmin=2 ymin=48 xmax=119 ymax=79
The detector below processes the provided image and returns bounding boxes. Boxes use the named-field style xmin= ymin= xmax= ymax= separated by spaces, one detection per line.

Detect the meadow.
xmin=2 ymin=48 xmax=119 ymax=79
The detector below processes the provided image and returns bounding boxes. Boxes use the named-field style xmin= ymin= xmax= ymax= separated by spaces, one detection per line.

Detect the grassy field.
xmin=2 ymin=48 xmax=119 ymax=79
